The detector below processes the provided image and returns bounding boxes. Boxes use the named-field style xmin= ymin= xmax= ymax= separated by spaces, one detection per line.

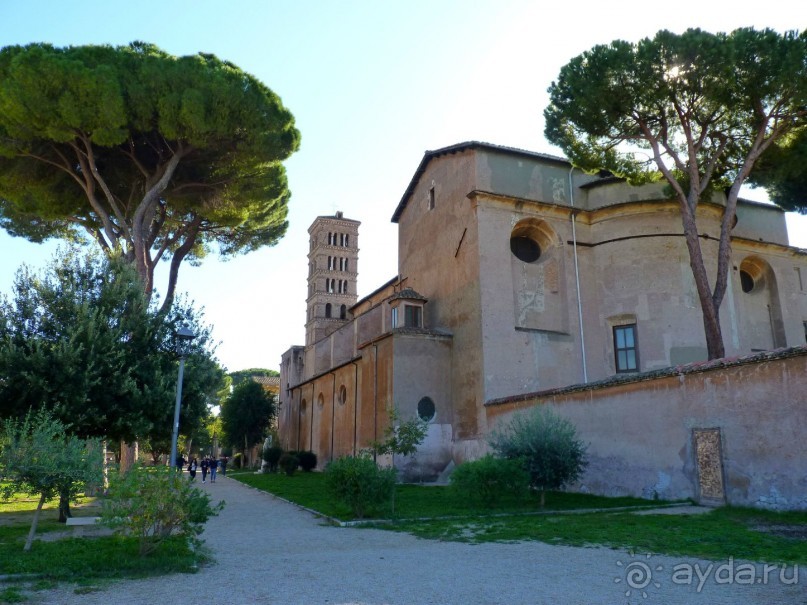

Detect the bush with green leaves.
xmin=489 ymin=407 xmax=588 ymax=506
xmin=278 ymin=453 xmax=299 ymax=476
xmin=263 ymin=446 xmax=283 ymax=472
xmin=101 ymin=465 xmax=224 ymax=556
xmin=324 ymin=455 xmax=396 ymax=519
xmin=449 ymin=454 xmax=530 ymax=508
xmin=296 ymin=450 xmax=318 ymax=472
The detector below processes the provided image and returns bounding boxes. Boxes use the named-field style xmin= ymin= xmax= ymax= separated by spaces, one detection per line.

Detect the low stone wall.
xmin=486 ymin=347 xmax=807 ymax=510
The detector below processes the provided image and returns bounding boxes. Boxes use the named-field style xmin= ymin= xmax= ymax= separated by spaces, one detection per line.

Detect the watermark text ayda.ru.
xmin=616 ymin=554 xmax=799 ymax=599
xmin=671 ymin=558 xmax=798 ymax=593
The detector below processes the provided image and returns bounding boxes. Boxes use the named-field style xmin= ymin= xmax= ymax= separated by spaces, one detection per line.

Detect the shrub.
xmin=263 ymin=446 xmax=283 ymax=472
xmin=324 ymin=456 xmax=396 ymax=519
xmin=102 ymin=465 xmax=224 ymax=556
xmin=449 ymin=454 xmax=530 ymax=507
xmin=489 ymin=407 xmax=588 ymax=506
xmin=296 ymin=450 xmax=318 ymax=472
xmin=278 ymin=453 xmax=299 ymax=476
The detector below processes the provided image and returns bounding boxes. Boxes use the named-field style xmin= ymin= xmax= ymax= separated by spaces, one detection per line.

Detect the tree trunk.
xmin=539 ymin=490 xmax=546 ymax=508
xmin=119 ymin=440 xmax=138 ymax=473
xmin=678 ymin=200 xmax=726 ymax=360
xmin=24 ymin=493 xmax=47 ymax=552
xmin=57 ymin=488 xmax=72 ymax=523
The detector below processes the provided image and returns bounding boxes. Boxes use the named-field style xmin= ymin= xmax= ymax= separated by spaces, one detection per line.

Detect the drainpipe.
xmin=373 ymin=343 xmax=378 ymax=464
xmin=351 ymin=361 xmax=359 ymax=456
xmin=569 ymin=166 xmax=588 ymax=383
xmin=310 ymin=383 xmax=315 ymax=452
xmin=330 ymin=372 xmax=336 ymax=463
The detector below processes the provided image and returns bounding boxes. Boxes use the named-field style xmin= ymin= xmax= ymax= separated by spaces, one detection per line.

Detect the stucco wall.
xmin=391 ymin=332 xmax=454 ymax=481
xmin=486 ymin=350 xmax=807 ymax=510
xmin=396 ymin=150 xmax=484 ymax=440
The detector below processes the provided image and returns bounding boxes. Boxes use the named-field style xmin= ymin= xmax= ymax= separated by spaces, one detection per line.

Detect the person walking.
xmin=188 ymin=457 xmax=198 ymax=481
xmin=220 ymin=456 xmax=228 ymax=477
xmin=209 ymin=457 xmax=218 ymax=483
xmin=201 ymin=457 xmax=210 ymax=483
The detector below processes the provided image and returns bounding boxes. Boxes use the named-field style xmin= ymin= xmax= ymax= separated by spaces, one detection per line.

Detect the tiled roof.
xmin=387 ymin=288 xmax=427 ymax=302
xmin=252 ymin=376 xmax=280 ymax=387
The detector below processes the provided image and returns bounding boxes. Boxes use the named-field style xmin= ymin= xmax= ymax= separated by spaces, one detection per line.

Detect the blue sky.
xmin=1 ymin=1 xmax=805 ymax=372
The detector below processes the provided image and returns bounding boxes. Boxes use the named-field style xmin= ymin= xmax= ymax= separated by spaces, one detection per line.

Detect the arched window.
xmin=325 ymin=303 xmax=332 ymax=318
xmin=340 ymin=304 xmax=347 ymax=319
xmin=345 ymin=234 xmax=350 ymax=247
xmin=317 ymin=393 xmax=325 ymax=409
xmin=345 ymin=259 xmax=349 ymax=272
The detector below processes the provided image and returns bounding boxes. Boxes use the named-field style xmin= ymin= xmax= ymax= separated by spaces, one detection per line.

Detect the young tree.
xmin=489 ymin=407 xmax=587 ymax=507
xmin=220 ymin=380 xmax=276 ymax=467
xmin=0 ymin=248 xmax=225 ymax=476
xmin=544 ymin=28 xmax=807 ymax=359
xmin=0 ymin=410 xmax=102 ymax=551
xmin=0 ymin=42 xmax=300 ymax=311
xmin=0 ymin=248 xmax=162 ymax=440
xmin=366 ymin=407 xmax=428 ymax=459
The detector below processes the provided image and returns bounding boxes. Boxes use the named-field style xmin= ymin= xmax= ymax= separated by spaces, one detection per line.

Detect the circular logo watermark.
xmin=615 ymin=553 xmax=663 ymax=599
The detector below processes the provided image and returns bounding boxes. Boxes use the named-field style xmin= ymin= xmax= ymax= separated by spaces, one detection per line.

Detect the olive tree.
xmin=489 ymin=407 xmax=587 ymax=507
xmin=0 ymin=410 xmax=102 ymax=551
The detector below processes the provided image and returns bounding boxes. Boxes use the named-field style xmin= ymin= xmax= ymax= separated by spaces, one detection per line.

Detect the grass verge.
xmin=0 ymin=493 xmax=206 ymax=603
xmin=231 ymin=470 xmax=665 ymax=521
xmin=233 ymin=470 xmax=807 ymax=565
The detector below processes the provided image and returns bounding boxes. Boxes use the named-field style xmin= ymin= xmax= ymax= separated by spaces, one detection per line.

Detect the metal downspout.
xmin=570 ymin=166 xmax=588 ymax=383
xmin=352 ymin=361 xmax=359 ymax=456
xmin=331 ymin=372 xmax=336 ymax=463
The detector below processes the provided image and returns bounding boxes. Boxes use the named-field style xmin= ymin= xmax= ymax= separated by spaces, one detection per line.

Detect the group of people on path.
xmin=177 ymin=454 xmax=229 ymax=482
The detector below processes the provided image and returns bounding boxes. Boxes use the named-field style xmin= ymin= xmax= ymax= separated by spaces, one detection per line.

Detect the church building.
xmin=279 ymin=141 xmax=807 ymax=492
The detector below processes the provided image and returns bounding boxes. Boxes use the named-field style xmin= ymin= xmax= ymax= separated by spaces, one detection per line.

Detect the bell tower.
xmin=305 ymin=211 xmax=360 ymax=345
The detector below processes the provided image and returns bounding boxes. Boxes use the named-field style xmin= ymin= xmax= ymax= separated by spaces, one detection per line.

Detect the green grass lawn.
xmin=231 ymin=470 xmax=665 ymax=521
xmin=232 ymin=470 xmax=807 ymax=565
xmin=0 ymin=491 xmax=205 ymax=603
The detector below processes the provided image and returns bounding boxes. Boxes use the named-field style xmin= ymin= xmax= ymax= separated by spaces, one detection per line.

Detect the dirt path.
xmin=30 ymin=474 xmax=803 ymax=604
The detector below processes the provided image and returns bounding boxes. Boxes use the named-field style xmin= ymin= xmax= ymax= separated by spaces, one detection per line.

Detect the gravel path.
xmin=32 ymin=474 xmax=803 ymax=604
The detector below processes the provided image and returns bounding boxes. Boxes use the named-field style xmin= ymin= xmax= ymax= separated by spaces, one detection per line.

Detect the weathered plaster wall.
xmin=486 ymin=350 xmax=807 ymax=510
xmin=396 ymin=150 xmax=483 ymax=441
xmin=391 ymin=332 xmax=453 ymax=481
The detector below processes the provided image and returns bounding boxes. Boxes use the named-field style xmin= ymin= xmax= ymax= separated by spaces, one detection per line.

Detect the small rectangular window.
xmin=613 ymin=324 xmax=639 ymax=373
xmin=803 ymin=321 xmax=807 ymax=344
xmin=404 ymin=305 xmax=422 ymax=328
xmin=391 ymin=307 xmax=398 ymax=328
xmin=796 ymin=267 xmax=804 ymax=291
xmin=428 ymin=187 xmax=435 ymax=210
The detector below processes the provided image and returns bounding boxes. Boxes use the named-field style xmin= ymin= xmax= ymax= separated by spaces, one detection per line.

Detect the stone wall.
xmin=486 ymin=348 xmax=807 ymax=510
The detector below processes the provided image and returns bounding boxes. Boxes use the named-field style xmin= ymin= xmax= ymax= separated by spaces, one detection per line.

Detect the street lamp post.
xmin=170 ymin=326 xmax=196 ymax=470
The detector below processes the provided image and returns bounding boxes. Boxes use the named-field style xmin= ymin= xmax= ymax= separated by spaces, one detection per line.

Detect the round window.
xmin=740 ymin=270 xmax=755 ymax=293
xmin=417 ymin=397 xmax=436 ymax=422
xmin=510 ymin=235 xmax=541 ymax=263
xmin=338 ymin=385 xmax=347 ymax=405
